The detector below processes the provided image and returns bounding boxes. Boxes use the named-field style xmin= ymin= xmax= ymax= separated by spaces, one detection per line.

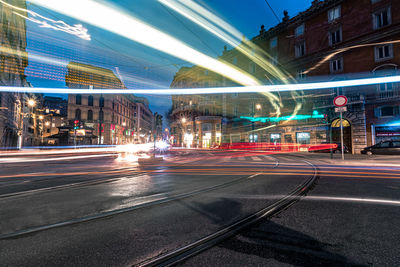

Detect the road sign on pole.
xmin=334 ymin=95 xmax=348 ymax=107
xmin=334 ymin=96 xmax=347 ymax=160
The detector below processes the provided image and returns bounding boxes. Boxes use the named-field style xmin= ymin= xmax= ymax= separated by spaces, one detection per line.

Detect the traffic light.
xmin=74 ymin=120 xmax=79 ymax=130
xmin=323 ymin=114 xmax=328 ymax=124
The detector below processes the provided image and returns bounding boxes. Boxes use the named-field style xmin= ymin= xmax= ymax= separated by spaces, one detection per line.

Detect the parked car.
xmin=309 ymin=142 xmax=350 ymax=153
xmin=361 ymin=141 xmax=400 ymax=155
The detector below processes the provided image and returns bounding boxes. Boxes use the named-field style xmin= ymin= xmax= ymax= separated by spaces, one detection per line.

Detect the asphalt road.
xmin=183 ymin=153 xmax=400 ymax=266
xmin=1 ymin=149 xmax=399 ymax=266
xmin=0 ymin=149 xmax=314 ymax=266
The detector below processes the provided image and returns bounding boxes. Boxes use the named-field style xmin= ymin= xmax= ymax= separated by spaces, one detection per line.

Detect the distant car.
xmin=309 ymin=143 xmax=350 ymax=153
xmin=361 ymin=141 xmax=400 ymax=155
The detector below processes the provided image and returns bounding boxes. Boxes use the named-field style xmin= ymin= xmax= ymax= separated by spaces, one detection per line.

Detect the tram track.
xmin=0 ymin=155 xmax=280 ymax=240
xmin=134 ymin=158 xmax=318 ymax=267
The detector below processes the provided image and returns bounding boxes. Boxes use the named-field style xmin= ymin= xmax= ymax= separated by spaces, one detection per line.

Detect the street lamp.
xmin=251 ymin=103 xmax=261 ymax=143
xmin=181 ymin=117 xmax=186 ymax=123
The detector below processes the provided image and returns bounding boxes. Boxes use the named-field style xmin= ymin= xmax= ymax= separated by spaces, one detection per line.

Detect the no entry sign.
xmin=333 ymin=95 xmax=348 ymax=107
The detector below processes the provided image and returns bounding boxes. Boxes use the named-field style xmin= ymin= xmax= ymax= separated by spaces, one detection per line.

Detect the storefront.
xmin=374 ymin=126 xmax=400 ymax=143
xmin=270 ymin=133 xmax=281 ymax=144
xmin=296 ymin=132 xmax=311 ymax=144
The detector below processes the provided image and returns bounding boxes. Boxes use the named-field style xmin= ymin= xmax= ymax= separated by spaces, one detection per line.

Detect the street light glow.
xmin=181 ymin=118 xmax=187 ymax=123
xmin=27 ymin=99 xmax=36 ymax=107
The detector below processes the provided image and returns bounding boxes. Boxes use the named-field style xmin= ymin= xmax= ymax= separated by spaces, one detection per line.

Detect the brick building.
xmin=170 ymin=0 xmax=400 ymax=153
xmin=66 ymin=62 xmax=153 ymax=145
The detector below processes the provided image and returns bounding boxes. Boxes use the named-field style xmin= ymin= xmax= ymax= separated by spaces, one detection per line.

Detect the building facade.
xmin=0 ymin=0 xmax=30 ymax=148
xmin=66 ymin=62 xmax=154 ymax=145
xmin=170 ymin=0 xmax=400 ymax=153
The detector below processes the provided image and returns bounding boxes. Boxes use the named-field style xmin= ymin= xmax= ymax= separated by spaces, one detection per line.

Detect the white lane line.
xmin=252 ymin=156 xmax=262 ymax=161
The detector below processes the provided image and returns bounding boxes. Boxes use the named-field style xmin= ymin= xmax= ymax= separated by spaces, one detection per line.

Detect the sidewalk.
xmin=287 ymin=152 xmax=400 ymax=168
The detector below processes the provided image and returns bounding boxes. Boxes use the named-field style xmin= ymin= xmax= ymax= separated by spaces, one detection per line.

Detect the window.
xmin=233 ymin=106 xmax=238 ymax=117
xmin=75 ymin=109 xmax=81 ymax=120
xmin=376 ymin=141 xmax=391 ymax=148
xmin=271 ymin=55 xmax=278 ymax=66
xmin=76 ymin=94 xmax=81 ymax=105
xmin=328 ymin=6 xmax=341 ymax=22
xmin=270 ymin=37 xmax=278 ymax=48
xmin=329 ymin=28 xmax=342 ymax=45
xmin=88 ymin=95 xmax=93 ymax=106
xmin=99 ymin=96 xmax=104 ymax=108
xmin=295 ymin=24 xmax=305 ymax=36
xmin=379 ymin=82 xmax=394 ymax=99
xmin=232 ymin=57 xmax=237 ymax=65
xmin=87 ymin=110 xmax=93 ymax=120
xmin=204 ymin=69 xmax=209 ymax=76
xmin=296 ymin=70 xmax=306 ymax=80
xmin=295 ymin=41 xmax=306 ymax=57
xmin=249 ymin=62 xmax=256 ymax=73
xmin=375 ymin=44 xmax=393 ymax=61
xmin=270 ymin=133 xmax=281 ymax=144
xmin=381 ymin=106 xmax=395 ymax=117
xmin=330 ymin=58 xmax=343 ymax=73
xmin=373 ymin=7 xmax=391 ymax=29
xmin=296 ymin=132 xmax=310 ymax=144
xmin=99 ymin=110 xmax=104 ymax=121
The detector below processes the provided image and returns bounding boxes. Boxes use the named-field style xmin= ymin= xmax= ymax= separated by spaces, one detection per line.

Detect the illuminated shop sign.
xmin=375 ymin=126 xmax=400 ymax=137
xmin=240 ymin=111 xmax=325 ymax=123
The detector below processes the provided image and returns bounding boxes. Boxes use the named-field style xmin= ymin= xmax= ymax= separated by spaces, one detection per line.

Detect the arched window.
xmin=99 ymin=110 xmax=104 ymax=121
xmin=76 ymin=94 xmax=82 ymax=105
xmin=99 ymin=96 xmax=104 ymax=108
xmin=87 ymin=110 xmax=93 ymax=120
xmin=75 ymin=109 xmax=81 ymax=120
xmin=88 ymin=95 xmax=93 ymax=106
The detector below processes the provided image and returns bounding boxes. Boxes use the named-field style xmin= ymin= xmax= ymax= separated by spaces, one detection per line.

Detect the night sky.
xmin=25 ymin=0 xmax=312 ymax=118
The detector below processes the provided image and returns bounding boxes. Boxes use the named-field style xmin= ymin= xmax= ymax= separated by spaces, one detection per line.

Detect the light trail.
xmin=219 ymin=194 xmax=400 ymax=206
xmin=305 ymin=40 xmax=400 ymax=74
xmin=29 ymin=0 xmax=259 ymax=86
xmin=158 ymin=0 xmax=291 ymax=83
xmin=305 ymin=196 xmax=400 ymax=206
xmin=1 ymin=75 xmax=399 ymax=94
xmin=0 ymin=0 xmax=90 ymax=40
xmin=0 ymin=154 xmax=117 ymax=164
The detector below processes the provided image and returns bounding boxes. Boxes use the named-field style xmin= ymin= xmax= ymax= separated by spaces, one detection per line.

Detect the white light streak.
xmin=305 ymin=196 xmax=400 ymax=206
xmin=29 ymin=0 xmax=259 ymax=86
xmin=1 ymin=75 xmax=400 ymax=95
xmin=0 ymin=0 xmax=90 ymax=40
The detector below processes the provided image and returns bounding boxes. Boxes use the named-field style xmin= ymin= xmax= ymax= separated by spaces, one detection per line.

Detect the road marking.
xmin=252 ymin=156 xmax=262 ymax=161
